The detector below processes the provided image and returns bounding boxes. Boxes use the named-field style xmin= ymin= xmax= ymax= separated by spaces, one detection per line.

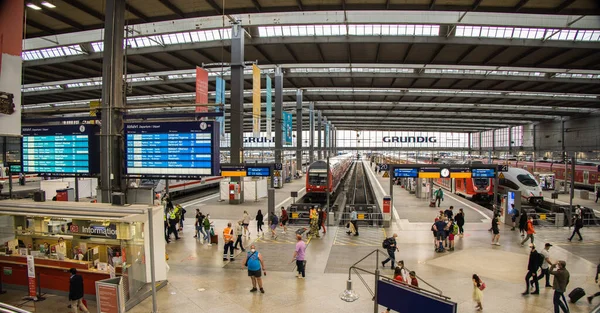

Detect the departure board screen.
xmin=21 ymin=125 xmax=100 ymax=176
xmin=472 ymin=168 xmax=496 ymax=178
xmin=393 ymin=168 xmax=418 ymax=178
xmin=125 ymin=121 xmax=220 ymax=177
xmin=246 ymin=166 xmax=271 ymax=177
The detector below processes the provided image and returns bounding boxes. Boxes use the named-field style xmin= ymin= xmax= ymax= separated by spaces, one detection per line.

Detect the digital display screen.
xmin=246 ymin=166 xmax=271 ymax=177
xmin=125 ymin=121 xmax=220 ymax=177
xmin=393 ymin=168 xmax=418 ymax=178
xmin=9 ymin=165 xmax=21 ymax=173
xmin=21 ymin=125 xmax=99 ymax=176
xmin=472 ymin=168 xmax=496 ymax=178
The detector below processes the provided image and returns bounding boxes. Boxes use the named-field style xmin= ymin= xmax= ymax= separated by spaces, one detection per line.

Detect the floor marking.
xmin=181 ymin=194 xmax=220 ymax=207
xmin=442 ymin=191 xmax=491 ymax=220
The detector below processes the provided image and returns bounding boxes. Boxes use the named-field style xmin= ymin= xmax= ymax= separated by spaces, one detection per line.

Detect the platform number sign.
xmin=497 ymin=165 xmax=509 ymax=172
xmin=380 ymin=164 xmax=389 ymax=171
xmin=274 ymin=163 xmax=283 ymax=171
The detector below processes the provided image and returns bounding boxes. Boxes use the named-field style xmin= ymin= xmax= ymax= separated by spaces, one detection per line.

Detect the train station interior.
xmin=0 ymin=0 xmax=600 ymax=312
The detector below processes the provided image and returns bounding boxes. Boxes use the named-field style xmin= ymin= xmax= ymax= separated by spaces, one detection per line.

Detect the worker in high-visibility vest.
xmin=309 ymin=206 xmax=320 ymax=238
xmin=167 ymin=207 xmax=179 ymax=242
xmin=223 ymin=222 xmax=235 ymax=261
xmin=164 ymin=209 xmax=169 ymax=242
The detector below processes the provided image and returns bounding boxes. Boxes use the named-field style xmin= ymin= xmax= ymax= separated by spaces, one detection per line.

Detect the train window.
xmin=308 ymin=173 xmax=328 ymax=186
xmin=517 ymin=174 xmax=538 ymax=187
xmin=473 ymin=178 xmax=489 ymax=188
xmin=500 ymin=178 xmax=520 ymax=190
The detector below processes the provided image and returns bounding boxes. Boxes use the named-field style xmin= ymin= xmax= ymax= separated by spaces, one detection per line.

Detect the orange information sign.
xmin=97 ymin=284 xmax=119 ymax=313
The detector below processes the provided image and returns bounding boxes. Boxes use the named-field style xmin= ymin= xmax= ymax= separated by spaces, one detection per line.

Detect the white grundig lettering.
xmin=81 ymin=226 xmax=117 ymax=237
xmin=382 ymin=136 xmax=438 ymax=143
xmin=243 ymin=137 xmax=276 ymax=143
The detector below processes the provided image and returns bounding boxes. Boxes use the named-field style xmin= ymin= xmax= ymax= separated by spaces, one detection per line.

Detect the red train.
xmin=306 ymin=154 xmax=353 ymax=194
xmin=488 ymin=160 xmax=600 ymax=190
xmin=436 ymin=177 xmax=494 ymax=201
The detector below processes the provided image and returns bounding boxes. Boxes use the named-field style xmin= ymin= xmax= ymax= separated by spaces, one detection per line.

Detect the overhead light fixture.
xmin=41 ymin=1 xmax=56 ymax=8
xmin=26 ymin=3 xmax=42 ymax=10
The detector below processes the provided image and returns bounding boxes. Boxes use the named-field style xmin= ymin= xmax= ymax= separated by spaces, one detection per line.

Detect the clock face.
xmin=441 ymin=168 xmax=450 ymax=178
xmin=199 ymin=122 xmax=207 ymax=130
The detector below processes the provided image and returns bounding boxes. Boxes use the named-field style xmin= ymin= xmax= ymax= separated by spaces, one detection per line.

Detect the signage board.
xmin=7 ymin=162 xmax=21 ymax=173
xmin=418 ymin=167 xmax=441 ymax=179
xmin=377 ymin=279 xmax=457 ymax=313
xmin=21 ymin=125 xmax=100 ymax=176
xmin=497 ymin=164 xmax=509 ymax=172
xmin=26 ymin=255 xmax=36 ymax=299
xmin=449 ymin=167 xmax=471 ymax=179
xmin=393 ymin=168 xmax=418 ymax=178
xmin=220 ymin=164 xmax=246 ymax=177
xmin=472 ymin=168 xmax=496 ymax=178
xmin=69 ymin=223 xmax=118 ymax=239
xmin=246 ymin=166 xmax=271 ymax=177
xmin=125 ymin=121 xmax=220 ymax=178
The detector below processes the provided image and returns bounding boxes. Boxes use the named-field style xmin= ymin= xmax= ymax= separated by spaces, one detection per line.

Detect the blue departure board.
xmin=246 ymin=166 xmax=271 ymax=177
xmin=472 ymin=168 xmax=496 ymax=178
xmin=125 ymin=121 xmax=220 ymax=177
xmin=21 ymin=125 xmax=100 ymax=176
xmin=393 ymin=168 xmax=418 ymax=178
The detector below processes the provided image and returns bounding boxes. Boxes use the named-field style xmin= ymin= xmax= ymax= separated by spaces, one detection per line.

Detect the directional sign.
xmin=393 ymin=168 xmax=418 ymax=178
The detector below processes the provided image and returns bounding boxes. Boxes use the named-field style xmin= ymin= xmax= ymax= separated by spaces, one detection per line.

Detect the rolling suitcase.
xmin=211 ymin=234 xmax=218 ymax=244
xmin=568 ymin=287 xmax=585 ymax=303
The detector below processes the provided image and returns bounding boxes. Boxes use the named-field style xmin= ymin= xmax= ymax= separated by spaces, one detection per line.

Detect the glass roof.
xmin=22 ymin=45 xmax=85 ymax=61
xmin=456 ymin=26 xmax=600 ymax=41
xmin=258 ymin=24 xmax=440 ymax=37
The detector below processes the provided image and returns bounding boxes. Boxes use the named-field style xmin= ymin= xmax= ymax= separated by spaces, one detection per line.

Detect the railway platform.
xmin=543 ymin=189 xmax=600 ymax=213
xmin=0 ymin=181 xmax=40 ymax=198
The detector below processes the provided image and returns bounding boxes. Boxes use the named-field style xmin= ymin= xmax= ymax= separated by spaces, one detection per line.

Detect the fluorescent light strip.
xmin=41 ymin=1 xmax=56 ymax=8
xmin=26 ymin=3 xmax=42 ymax=10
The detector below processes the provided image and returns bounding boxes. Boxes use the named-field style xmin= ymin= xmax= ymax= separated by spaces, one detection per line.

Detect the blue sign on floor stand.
xmin=377 ymin=279 xmax=457 ymax=313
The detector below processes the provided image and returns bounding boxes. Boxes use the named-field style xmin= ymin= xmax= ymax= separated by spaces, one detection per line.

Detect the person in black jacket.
xmin=522 ymin=245 xmax=541 ymax=295
xmin=455 ymin=208 xmax=465 ymax=237
xmin=69 ymin=268 xmax=89 ymax=313
xmin=568 ymin=214 xmax=583 ymax=241
xmin=519 ymin=209 xmax=528 ymax=237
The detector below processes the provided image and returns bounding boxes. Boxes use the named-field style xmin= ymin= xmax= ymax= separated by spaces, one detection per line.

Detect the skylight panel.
xmin=22 ymin=44 xmax=85 ymax=61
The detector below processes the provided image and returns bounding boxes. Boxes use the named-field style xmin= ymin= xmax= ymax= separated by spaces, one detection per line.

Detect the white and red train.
xmin=306 ymin=154 xmax=353 ymax=194
xmin=486 ymin=160 xmax=600 ymax=191
xmin=140 ymin=176 xmax=223 ymax=197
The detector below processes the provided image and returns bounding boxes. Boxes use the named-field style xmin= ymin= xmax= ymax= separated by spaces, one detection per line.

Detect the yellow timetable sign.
xmin=451 ymin=173 xmax=472 ymax=179
xmin=358 ymin=214 xmax=365 ymax=220
xmin=418 ymin=172 xmax=440 ymax=179
xmin=221 ymin=171 xmax=246 ymax=177
xmin=220 ymin=165 xmax=246 ymax=177
xmin=292 ymin=213 xmax=299 ymax=219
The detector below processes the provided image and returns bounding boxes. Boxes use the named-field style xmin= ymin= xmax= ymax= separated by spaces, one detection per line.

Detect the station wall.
xmin=534 ymin=114 xmax=600 ymax=152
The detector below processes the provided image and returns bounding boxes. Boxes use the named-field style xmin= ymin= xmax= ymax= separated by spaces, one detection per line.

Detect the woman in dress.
xmin=472 ymin=274 xmax=484 ymax=311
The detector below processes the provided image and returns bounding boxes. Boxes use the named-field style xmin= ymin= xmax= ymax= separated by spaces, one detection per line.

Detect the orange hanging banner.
xmin=195 ymin=67 xmax=209 ymax=112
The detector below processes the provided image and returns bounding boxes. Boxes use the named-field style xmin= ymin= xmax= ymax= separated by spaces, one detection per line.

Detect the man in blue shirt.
xmin=245 ymin=244 xmax=266 ymax=293
xmin=350 ymin=209 xmax=359 ymax=236
xmin=433 ymin=218 xmax=447 ymax=252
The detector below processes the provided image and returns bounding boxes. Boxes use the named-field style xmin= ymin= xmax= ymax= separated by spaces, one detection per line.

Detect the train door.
xmin=583 ymin=171 xmax=589 ymax=186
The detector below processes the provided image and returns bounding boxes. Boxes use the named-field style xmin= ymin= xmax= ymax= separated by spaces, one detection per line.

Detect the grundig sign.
xmin=383 ymin=136 xmax=437 ymax=143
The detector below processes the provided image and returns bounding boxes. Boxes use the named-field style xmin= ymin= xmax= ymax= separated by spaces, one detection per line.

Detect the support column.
xmin=508 ymin=126 xmax=513 ymax=155
xmin=323 ymin=117 xmax=328 ymax=159
xmin=492 ymin=129 xmax=496 ymax=158
xmin=0 ymin=0 xmax=24 ymax=136
xmin=309 ymin=102 xmax=315 ymax=164
xmin=317 ymin=111 xmax=322 ymax=160
xmin=478 ymin=131 xmax=483 ymax=157
xmin=230 ymin=22 xmax=245 ymax=203
xmin=274 ymin=67 xmax=283 ymax=165
xmin=533 ymin=124 xmax=537 ymax=171
xmin=296 ymin=89 xmax=303 ymax=173
xmin=100 ymin=0 xmax=126 ymax=203
xmin=561 ymin=119 xmax=567 ymax=194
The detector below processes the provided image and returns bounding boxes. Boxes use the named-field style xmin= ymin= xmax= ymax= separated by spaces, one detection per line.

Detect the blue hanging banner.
xmin=283 ymin=111 xmax=292 ymax=145
xmin=266 ymin=75 xmax=272 ymax=139
xmin=215 ymin=76 xmax=225 ymax=136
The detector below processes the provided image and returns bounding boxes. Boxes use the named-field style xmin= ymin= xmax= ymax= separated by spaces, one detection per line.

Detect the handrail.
xmin=0 ymin=302 xmax=32 ymax=313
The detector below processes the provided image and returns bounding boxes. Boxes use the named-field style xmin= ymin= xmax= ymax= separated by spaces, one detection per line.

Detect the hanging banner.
xmin=215 ymin=76 xmax=226 ymax=136
xmin=265 ymin=75 xmax=272 ymax=140
xmin=252 ymin=64 xmax=261 ymax=137
xmin=195 ymin=67 xmax=208 ymax=113
xmin=26 ymin=255 xmax=36 ymax=299
xmin=283 ymin=111 xmax=292 ymax=145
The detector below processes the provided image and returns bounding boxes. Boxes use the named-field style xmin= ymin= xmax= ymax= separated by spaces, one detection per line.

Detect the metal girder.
xmin=253 ymin=45 xmax=274 ymax=63
xmin=23 ymin=35 xmax=600 ymax=68
xmin=429 ymin=0 xmax=436 ymax=10
xmin=26 ymin=20 xmax=55 ymax=34
xmin=555 ymin=0 xmax=577 ymax=13
xmin=62 ymin=0 xmax=105 ymax=21
xmin=169 ymin=52 xmax=197 ymax=66
xmin=139 ymin=54 xmax=175 ymax=68
xmin=284 ymin=44 xmax=300 ymax=63
xmin=514 ymin=0 xmax=530 ymax=12
xmin=193 ymin=49 xmax=217 ymax=63
xmin=38 ymin=7 xmax=85 ymax=30
xmin=482 ymin=46 xmax=510 ymax=64
xmin=125 ymin=3 xmax=150 ymax=22
xmin=320 ymin=110 xmax=557 ymax=120
xmin=296 ymin=0 xmax=304 ymax=10
xmin=205 ymin=0 xmax=222 ymax=14
xmin=158 ymin=0 xmax=185 ymax=18
xmin=250 ymin=0 xmax=262 ymax=12
xmin=534 ymin=48 xmax=571 ymax=66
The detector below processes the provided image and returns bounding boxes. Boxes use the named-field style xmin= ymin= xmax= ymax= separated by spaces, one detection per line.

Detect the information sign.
xmin=472 ymin=168 xmax=496 ymax=178
xmin=418 ymin=167 xmax=440 ymax=179
xmin=220 ymin=164 xmax=246 ymax=177
xmin=393 ymin=168 xmax=418 ymax=178
xmin=125 ymin=121 xmax=220 ymax=177
xmin=21 ymin=125 xmax=100 ymax=176
xmin=450 ymin=167 xmax=471 ymax=179
xmin=246 ymin=166 xmax=271 ymax=177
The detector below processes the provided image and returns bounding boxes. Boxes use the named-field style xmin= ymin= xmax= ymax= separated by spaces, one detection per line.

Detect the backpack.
xmin=452 ymin=224 xmax=459 ymax=235
xmin=536 ymin=251 xmax=546 ymax=269
xmin=382 ymin=238 xmax=392 ymax=249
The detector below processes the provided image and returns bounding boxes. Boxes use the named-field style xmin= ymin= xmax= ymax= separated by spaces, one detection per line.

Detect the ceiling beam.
xmin=205 ymin=0 xmax=223 ymax=14
xmin=534 ymin=48 xmax=570 ymax=66
xmin=139 ymin=54 xmax=175 ymax=69
xmin=402 ymin=44 xmax=413 ymax=63
xmin=456 ymin=46 xmax=477 ymax=64
xmin=429 ymin=45 xmax=445 ymax=63
xmin=193 ymin=49 xmax=218 ymax=63
xmin=507 ymin=47 xmax=539 ymax=65
xmin=61 ymin=0 xmax=105 ymax=21
xmin=26 ymin=20 xmax=55 ymax=34
xmin=482 ymin=46 xmax=509 ymax=64
xmin=555 ymin=0 xmax=576 ymax=13
xmin=296 ymin=0 xmax=304 ymax=10
xmin=125 ymin=3 xmax=150 ymax=22
xmin=253 ymin=45 xmax=274 ymax=64
xmin=158 ymin=0 xmax=185 ymax=18
xmin=429 ymin=0 xmax=437 ymax=10
xmin=472 ymin=0 xmax=484 ymax=11
xmin=250 ymin=0 xmax=262 ymax=12
xmin=169 ymin=52 xmax=198 ymax=67
xmin=284 ymin=44 xmax=299 ymax=63
xmin=127 ymin=59 xmax=153 ymax=71
xmin=38 ymin=7 xmax=84 ymax=30
xmin=514 ymin=0 xmax=529 ymax=12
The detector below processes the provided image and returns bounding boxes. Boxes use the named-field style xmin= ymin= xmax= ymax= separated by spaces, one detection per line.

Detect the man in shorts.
xmin=433 ymin=218 xmax=447 ymax=252
xmin=280 ymin=206 xmax=289 ymax=234
xmin=245 ymin=244 xmax=266 ymax=293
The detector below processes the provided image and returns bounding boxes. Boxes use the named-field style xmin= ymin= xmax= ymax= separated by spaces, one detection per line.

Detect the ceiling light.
xmin=26 ymin=3 xmax=42 ymax=10
xmin=41 ymin=1 xmax=56 ymax=8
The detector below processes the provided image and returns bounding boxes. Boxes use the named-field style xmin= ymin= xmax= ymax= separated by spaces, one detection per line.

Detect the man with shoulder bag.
xmin=381 ymin=234 xmax=399 ymax=269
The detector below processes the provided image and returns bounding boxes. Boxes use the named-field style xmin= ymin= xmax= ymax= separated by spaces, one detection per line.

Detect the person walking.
xmin=234 ymin=221 xmax=246 ymax=252
xmin=586 ymin=258 xmax=600 ymax=304
xmin=491 ymin=214 xmax=501 ymax=246
xmin=292 ymin=234 xmax=306 ymax=279
xmin=202 ymin=214 xmax=212 ymax=245
xmin=455 ymin=208 xmax=465 ymax=237
xmin=269 ymin=213 xmax=279 ymax=239
xmin=433 ymin=217 xmax=447 ymax=252
xmin=519 ymin=209 xmax=528 ymax=237
xmin=317 ymin=208 xmax=326 ymax=234
xmin=568 ymin=214 xmax=583 ymax=242
xmin=550 ymin=260 xmax=570 ymax=313
xmin=245 ymin=244 xmax=266 ymax=293
xmin=166 ymin=206 xmax=179 ymax=242
xmin=255 ymin=210 xmax=264 ymax=236
xmin=511 ymin=204 xmax=519 ymax=231
xmin=536 ymin=243 xmax=553 ymax=288
xmin=434 ymin=188 xmax=444 ymax=207
xmin=242 ymin=211 xmax=251 ymax=237
xmin=523 ymin=245 xmax=541 ymax=295
xmin=194 ymin=209 xmax=204 ymax=239
xmin=223 ymin=222 xmax=235 ymax=261
xmin=280 ymin=206 xmax=289 ymax=234
xmin=472 ymin=274 xmax=485 ymax=311
xmin=350 ymin=208 xmax=359 ymax=236
xmin=309 ymin=206 xmax=320 ymax=238
xmin=444 ymin=206 xmax=454 ymax=220
xmin=381 ymin=233 xmax=399 ymax=269
xmin=520 ymin=216 xmax=535 ymax=246
xmin=596 ymin=188 xmax=600 ymax=203
xmin=68 ymin=268 xmax=89 ymax=313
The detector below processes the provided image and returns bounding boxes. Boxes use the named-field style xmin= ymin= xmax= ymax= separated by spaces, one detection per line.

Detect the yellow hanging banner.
xmin=252 ymin=64 xmax=261 ymax=137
